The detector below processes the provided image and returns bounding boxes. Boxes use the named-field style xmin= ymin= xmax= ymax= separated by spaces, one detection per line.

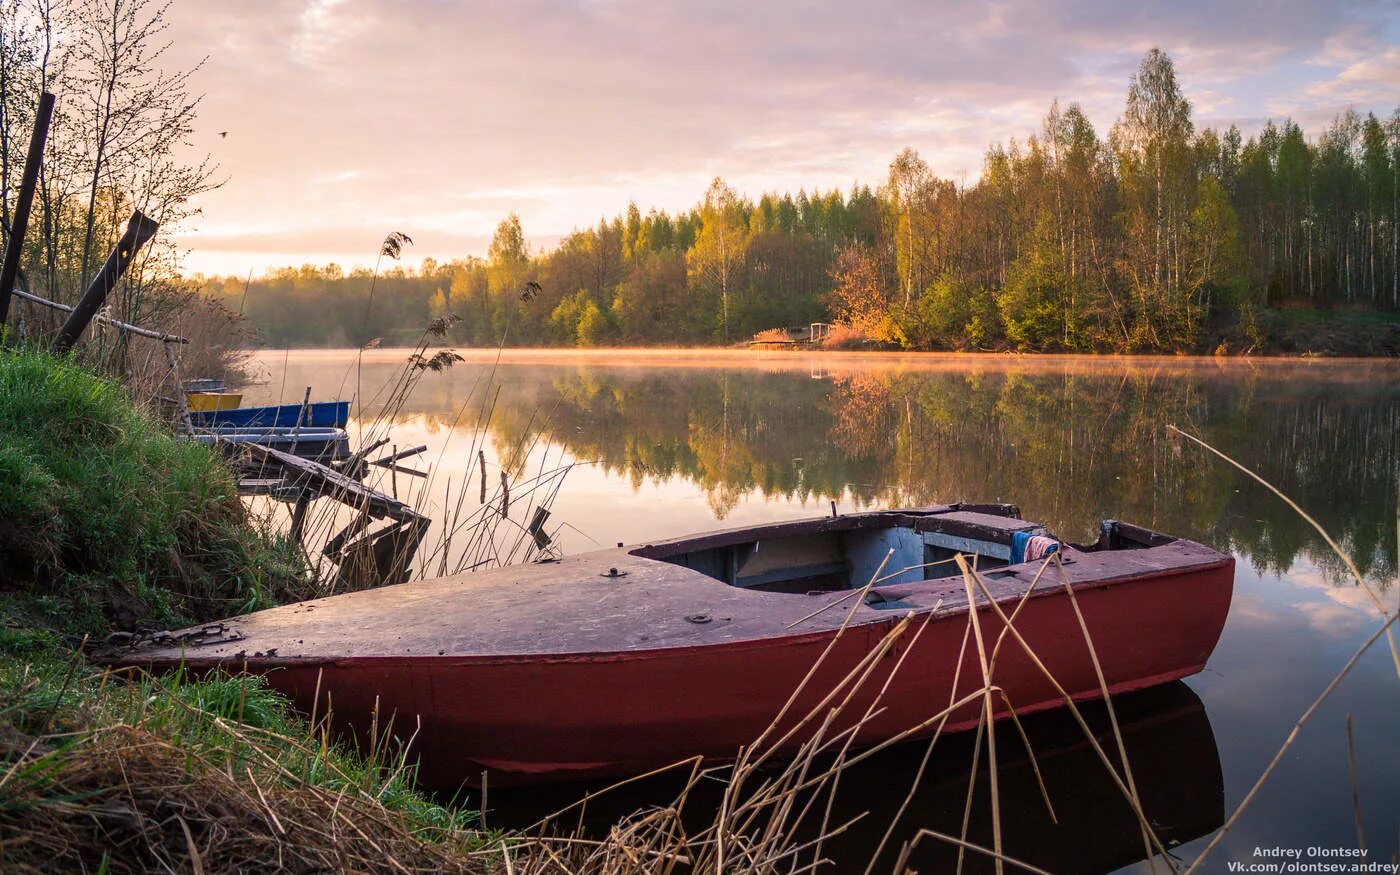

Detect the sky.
xmin=163 ymin=0 xmax=1400 ymax=277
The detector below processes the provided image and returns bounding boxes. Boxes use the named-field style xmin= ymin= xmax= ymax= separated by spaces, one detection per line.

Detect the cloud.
xmin=159 ymin=0 xmax=1400 ymax=274
xmin=1305 ymin=46 xmax=1400 ymax=106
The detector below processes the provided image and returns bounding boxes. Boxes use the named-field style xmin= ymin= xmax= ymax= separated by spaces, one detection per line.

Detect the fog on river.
xmin=241 ymin=348 xmax=1398 ymax=874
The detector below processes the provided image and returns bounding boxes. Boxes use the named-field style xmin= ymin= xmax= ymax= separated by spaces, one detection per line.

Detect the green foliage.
xmin=0 ymin=647 xmax=488 ymax=869
xmin=0 ymin=347 xmax=309 ymax=637
xmin=201 ymin=49 xmax=1399 ymax=355
xmin=892 ymin=274 xmax=978 ymax=349
xmin=1000 ymin=241 xmax=1070 ymax=351
xmin=575 ymin=297 xmax=613 ymax=345
xmin=551 ymin=289 xmax=616 ymax=346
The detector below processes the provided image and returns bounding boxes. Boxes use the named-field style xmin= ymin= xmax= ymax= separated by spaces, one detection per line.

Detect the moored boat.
xmin=186 ymin=425 xmax=350 ymax=463
xmin=184 ymin=390 xmax=243 ymax=411
xmin=190 ymin=400 xmax=350 ymax=429
xmin=99 ymin=505 xmax=1234 ymax=788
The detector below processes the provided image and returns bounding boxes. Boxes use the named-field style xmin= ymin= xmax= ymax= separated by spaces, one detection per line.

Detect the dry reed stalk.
xmin=734 ymin=549 xmax=895 ymax=781
xmin=1345 ymin=713 xmax=1366 ymax=853
xmin=862 ymin=613 xmax=975 ymax=875
xmin=1182 ymin=614 xmax=1397 ymax=874
xmin=1162 ymin=424 xmax=1399 ymax=873
xmin=1050 ymin=554 xmax=1162 ymax=872
xmin=1168 ymin=424 xmax=1399 ymax=677
xmin=956 ymin=554 xmax=1003 ymax=875
xmin=805 ymin=611 xmax=937 ymax=866
xmin=895 ymin=828 xmax=1052 ymax=875
xmin=963 ymin=569 xmax=1175 ymax=861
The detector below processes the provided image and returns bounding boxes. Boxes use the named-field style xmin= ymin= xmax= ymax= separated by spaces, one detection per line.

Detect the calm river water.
xmin=244 ymin=348 xmax=1398 ymax=874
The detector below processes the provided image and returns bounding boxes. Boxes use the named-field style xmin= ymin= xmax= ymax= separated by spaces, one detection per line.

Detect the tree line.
xmin=394 ymin=360 xmax=1396 ymax=579
xmin=1 ymin=0 xmax=233 ymax=384
xmin=203 ymin=49 xmax=1400 ymax=353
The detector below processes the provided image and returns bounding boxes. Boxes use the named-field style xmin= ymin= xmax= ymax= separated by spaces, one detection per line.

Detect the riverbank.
xmin=0 ymin=348 xmax=495 ymax=873
xmin=254 ymin=345 xmax=1400 ymax=385
xmin=239 ymin=308 xmax=1400 ymax=358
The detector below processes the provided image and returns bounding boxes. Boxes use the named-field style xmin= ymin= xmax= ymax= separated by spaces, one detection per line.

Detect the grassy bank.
xmin=0 ymin=346 xmax=310 ymax=637
xmin=0 ymin=347 xmax=494 ymax=873
xmin=1250 ymin=307 xmax=1400 ymax=356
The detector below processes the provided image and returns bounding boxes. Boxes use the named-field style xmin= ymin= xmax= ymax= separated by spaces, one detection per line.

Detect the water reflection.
xmin=489 ymin=682 xmax=1222 ymax=874
xmin=247 ymin=350 xmax=1398 ymax=583
xmin=242 ymin=350 xmax=1399 ymax=871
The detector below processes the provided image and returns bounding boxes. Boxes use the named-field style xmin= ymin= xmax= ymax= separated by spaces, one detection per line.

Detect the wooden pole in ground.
xmin=0 ymin=92 xmax=56 ymax=326
xmin=163 ymin=340 xmax=193 ymax=433
xmin=290 ymin=386 xmax=311 ymax=456
xmin=53 ymin=210 xmax=159 ymax=352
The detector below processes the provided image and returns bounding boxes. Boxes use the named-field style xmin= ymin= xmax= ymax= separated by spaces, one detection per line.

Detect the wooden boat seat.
xmin=646 ymin=509 xmax=1050 ymax=594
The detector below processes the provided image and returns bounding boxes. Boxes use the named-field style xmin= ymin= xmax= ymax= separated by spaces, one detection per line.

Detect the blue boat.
xmin=190 ymin=400 xmax=350 ymax=429
xmin=187 ymin=427 xmax=350 ymax=464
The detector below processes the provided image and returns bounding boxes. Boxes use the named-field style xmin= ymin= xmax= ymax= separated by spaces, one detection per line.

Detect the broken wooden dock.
xmin=235 ymin=442 xmax=431 ymax=586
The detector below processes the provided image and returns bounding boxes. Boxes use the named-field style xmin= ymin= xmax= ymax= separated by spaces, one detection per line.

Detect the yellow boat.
xmin=185 ymin=391 xmax=244 ymax=412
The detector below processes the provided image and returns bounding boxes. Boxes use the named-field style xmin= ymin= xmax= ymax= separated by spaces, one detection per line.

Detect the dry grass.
xmin=245 ymin=316 xmax=572 ymax=594
xmin=818 ymin=323 xmax=869 ymax=350
xmin=0 ymin=667 xmax=495 ymax=875
xmin=751 ymin=327 xmax=797 ymax=344
xmin=489 ymin=427 xmax=1398 ymax=874
xmin=0 ymin=723 xmax=490 ymax=874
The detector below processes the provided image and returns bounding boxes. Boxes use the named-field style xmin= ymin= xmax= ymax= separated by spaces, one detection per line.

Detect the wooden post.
xmin=0 ymin=92 xmax=56 ymax=325
xmin=293 ymin=387 xmax=311 ymax=433
xmin=290 ymin=386 xmax=311 ymax=457
xmin=163 ymin=340 xmax=193 ymax=433
xmin=53 ymin=210 xmax=159 ymax=352
xmin=289 ymin=492 xmax=313 ymax=541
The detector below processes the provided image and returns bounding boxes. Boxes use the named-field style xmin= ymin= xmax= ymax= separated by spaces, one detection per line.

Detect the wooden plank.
xmin=12 ymin=287 xmax=188 ymax=343
xmin=238 ymin=442 xmax=416 ymax=522
xmin=236 ymin=478 xmax=287 ymax=496
xmin=54 ymin=211 xmax=160 ymax=351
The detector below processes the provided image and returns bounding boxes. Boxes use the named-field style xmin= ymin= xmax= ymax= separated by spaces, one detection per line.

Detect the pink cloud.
xmin=154 ymin=0 xmax=1400 ymax=275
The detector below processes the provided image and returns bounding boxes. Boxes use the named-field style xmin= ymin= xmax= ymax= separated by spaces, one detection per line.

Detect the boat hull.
xmin=191 ymin=400 xmax=349 ymax=429
xmin=228 ymin=556 xmax=1232 ymax=788
xmin=184 ymin=390 xmax=243 ymax=411
xmin=186 ymin=427 xmax=349 ymax=463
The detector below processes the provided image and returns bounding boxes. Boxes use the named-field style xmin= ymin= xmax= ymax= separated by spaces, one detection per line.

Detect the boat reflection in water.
xmin=491 ymin=681 xmax=1222 ymax=874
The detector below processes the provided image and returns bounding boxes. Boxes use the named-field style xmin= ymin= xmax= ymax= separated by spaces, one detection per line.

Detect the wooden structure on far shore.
xmin=749 ymin=322 xmax=833 ymax=347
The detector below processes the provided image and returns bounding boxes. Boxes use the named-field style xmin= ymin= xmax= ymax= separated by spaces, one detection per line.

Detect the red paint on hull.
xmin=246 ymin=559 xmax=1232 ymax=788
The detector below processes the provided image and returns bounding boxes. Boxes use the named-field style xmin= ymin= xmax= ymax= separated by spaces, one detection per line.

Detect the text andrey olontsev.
xmin=1226 ymin=847 xmax=1399 ymax=875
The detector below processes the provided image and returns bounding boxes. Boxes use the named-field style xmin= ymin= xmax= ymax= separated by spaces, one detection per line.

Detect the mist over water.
xmin=244 ymin=349 xmax=1399 ymax=873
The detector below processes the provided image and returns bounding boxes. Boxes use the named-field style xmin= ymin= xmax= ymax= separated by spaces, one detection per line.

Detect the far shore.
xmin=242 ymin=346 xmax=1400 ymax=374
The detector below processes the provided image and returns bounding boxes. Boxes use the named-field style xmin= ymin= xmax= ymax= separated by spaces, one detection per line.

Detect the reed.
xmin=480 ymin=549 xmax=1155 ymax=874
xmin=248 ymin=303 xmax=572 ymax=594
xmin=0 ymin=660 xmax=494 ymax=874
xmin=1163 ymin=426 xmax=1399 ymax=874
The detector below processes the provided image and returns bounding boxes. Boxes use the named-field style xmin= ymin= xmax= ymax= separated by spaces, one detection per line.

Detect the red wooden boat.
xmin=100 ymin=505 xmax=1234 ymax=788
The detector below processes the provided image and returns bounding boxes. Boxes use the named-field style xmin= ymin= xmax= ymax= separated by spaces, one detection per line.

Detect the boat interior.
xmin=631 ymin=506 xmax=1174 ymax=598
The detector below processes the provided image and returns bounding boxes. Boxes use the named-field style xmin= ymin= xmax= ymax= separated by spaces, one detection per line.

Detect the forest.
xmin=201 ymin=49 xmax=1400 ymax=354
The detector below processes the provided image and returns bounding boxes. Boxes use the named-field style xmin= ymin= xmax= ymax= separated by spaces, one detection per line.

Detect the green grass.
xmin=0 ymin=347 xmax=494 ymax=873
xmin=0 ymin=346 xmax=309 ymax=638
xmin=0 ymin=650 xmax=496 ymax=873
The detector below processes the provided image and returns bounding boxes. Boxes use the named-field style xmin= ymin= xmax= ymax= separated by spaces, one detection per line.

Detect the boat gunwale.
xmin=119 ymin=538 xmax=1234 ymax=671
